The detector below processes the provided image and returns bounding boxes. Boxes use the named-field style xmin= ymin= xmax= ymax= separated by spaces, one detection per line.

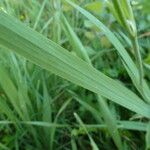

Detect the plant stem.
xmin=112 ymin=0 xmax=133 ymax=36
xmin=112 ymin=0 xmax=144 ymax=89
xmin=131 ymin=35 xmax=144 ymax=88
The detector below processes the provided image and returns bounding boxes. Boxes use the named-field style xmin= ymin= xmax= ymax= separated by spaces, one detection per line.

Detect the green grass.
xmin=0 ymin=0 xmax=150 ymax=149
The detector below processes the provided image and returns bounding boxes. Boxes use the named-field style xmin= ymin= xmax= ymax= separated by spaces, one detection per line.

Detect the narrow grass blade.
xmin=33 ymin=0 xmax=48 ymax=30
xmin=42 ymin=78 xmax=52 ymax=123
xmin=146 ymin=122 xmax=150 ymax=149
xmin=74 ymin=113 xmax=99 ymax=150
xmin=40 ymin=17 xmax=53 ymax=33
xmin=84 ymin=121 xmax=148 ymax=132
xmin=71 ymin=137 xmax=78 ymax=150
xmin=118 ymin=121 xmax=147 ymax=131
xmin=0 ymin=65 xmax=24 ymax=120
xmin=97 ymin=95 xmax=122 ymax=150
xmin=50 ymin=98 xmax=72 ymax=149
xmin=61 ymin=15 xmax=91 ymax=64
xmin=74 ymin=95 xmax=122 ymax=149
xmin=73 ymin=95 xmax=102 ymax=122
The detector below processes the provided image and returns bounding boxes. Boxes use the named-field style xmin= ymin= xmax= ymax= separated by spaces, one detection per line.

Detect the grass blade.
xmin=97 ymin=95 xmax=122 ymax=150
xmin=0 ymin=11 xmax=150 ymax=118
xmin=74 ymin=113 xmax=99 ymax=150
xmin=146 ymin=122 xmax=150 ymax=149
xmin=61 ymin=15 xmax=91 ymax=64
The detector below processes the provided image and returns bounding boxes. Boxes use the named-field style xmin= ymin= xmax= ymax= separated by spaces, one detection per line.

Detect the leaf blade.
xmin=0 ymin=11 xmax=150 ymax=118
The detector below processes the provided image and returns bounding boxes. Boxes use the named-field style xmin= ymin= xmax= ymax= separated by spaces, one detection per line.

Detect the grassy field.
xmin=0 ymin=0 xmax=150 ymax=149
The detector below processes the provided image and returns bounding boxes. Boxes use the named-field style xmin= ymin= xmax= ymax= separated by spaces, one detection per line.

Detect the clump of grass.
xmin=0 ymin=0 xmax=150 ymax=149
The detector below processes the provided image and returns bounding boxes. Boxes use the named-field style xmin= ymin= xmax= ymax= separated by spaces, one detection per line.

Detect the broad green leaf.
xmin=0 ymin=11 xmax=150 ymax=119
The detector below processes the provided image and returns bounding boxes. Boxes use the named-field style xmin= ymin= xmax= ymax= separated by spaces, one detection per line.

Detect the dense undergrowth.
xmin=0 ymin=0 xmax=150 ymax=149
